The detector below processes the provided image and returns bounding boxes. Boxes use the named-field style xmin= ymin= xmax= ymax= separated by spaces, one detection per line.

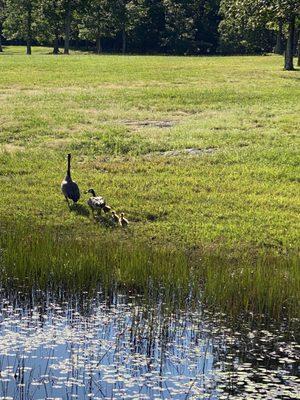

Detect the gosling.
xmin=86 ymin=188 xmax=111 ymax=215
xmin=119 ymin=213 xmax=129 ymax=227
xmin=111 ymin=211 xmax=119 ymax=224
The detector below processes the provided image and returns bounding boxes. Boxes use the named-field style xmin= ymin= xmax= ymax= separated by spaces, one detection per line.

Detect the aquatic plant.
xmin=0 ymin=223 xmax=299 ymax=320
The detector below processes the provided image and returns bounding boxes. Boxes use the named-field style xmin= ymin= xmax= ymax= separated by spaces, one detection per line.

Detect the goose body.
xmin=61 ymin=154 xmax=80 ymax=204
xmin=86 ymin=189 xmax=111 ymax=214
xmin=87 ymin=195 xmax=105 ymax=210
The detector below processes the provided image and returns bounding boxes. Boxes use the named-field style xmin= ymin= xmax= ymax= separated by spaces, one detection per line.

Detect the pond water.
xmin=0 ymin=286 xmax=299 ymax=400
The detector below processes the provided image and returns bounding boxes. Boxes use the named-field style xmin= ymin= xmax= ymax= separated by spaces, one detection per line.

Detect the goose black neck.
xmin=67 ymin=154 xmax=71 ymax=177
xmin=90 ymin=189 xmax=96 ymax=197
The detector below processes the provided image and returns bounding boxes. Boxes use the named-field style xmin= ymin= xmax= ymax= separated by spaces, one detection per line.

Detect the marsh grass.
xmin=0 ymin=223 xmax=298 ymax=320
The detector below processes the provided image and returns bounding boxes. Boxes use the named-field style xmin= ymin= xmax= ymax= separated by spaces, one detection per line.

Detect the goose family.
xmin=61 ymin=154 xmax=80 ymax=205
xmin=61 ymin=154 xmax=128 ymax=226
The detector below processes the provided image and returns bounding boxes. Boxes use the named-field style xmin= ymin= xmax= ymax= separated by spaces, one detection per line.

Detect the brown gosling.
xmin=102 ymin=204 xmax=111 ymax=213
xmin=111 ymin=211 xmax=119 ymax=224
xmin=119 ymin=213 xmax=129 ymax=227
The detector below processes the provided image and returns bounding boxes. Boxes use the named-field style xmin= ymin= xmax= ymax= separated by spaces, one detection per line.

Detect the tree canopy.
xmin=0 ymin=0 xmax=299 ymax=69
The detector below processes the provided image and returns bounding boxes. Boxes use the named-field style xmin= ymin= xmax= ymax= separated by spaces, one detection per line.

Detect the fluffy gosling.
xmin=111 ymin=211 xmax=119 ymax=224
xmin=119 ymin=213 xmax=129 ymax=227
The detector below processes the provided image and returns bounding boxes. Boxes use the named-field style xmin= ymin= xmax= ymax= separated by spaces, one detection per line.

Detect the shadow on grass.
xmin=69 ymin=203 xmax=90 ymax=217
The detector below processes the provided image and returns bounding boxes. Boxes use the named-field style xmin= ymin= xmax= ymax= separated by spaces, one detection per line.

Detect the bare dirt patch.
xmin=123 ymin=120 xmax=175 ymax=129
xmin=145 ymin=147 xmax=217 ymax=158
xmin=161 ymin=147 xmax=216 ymax=156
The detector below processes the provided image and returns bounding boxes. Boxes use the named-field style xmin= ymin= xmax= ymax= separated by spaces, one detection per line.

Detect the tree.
xmin=63 ymin=0 xmax=71 ymax=53
xmin=3 ymin=0 xmax=39 ymax=54
xmin=79 ymin=0 xmax=117 ymax=53
xmin=132 ymin=0 xmax=166 ymax=54
xmin=297 ymin=25 xmax=300 ymax=66
xmin=39 ymin=0 xmax=65 ymax=54
xmin=0 ymin=0 xmax=5 ymax=52
xmin=62 ymin=0 xmax=83 ymax=54
xmin=192 ymin=0 xmax=221 ymax=54
xmin=133 ymin=0 xmax=220 ymax=55
xmin=115 ymin=0 xmax=146 ymax=54
xmin=274 ymin=20 xmax=283 ymax=54
xmin=162 ymin=0 xmax=197 ymax=54
xmin=219 ymin=0 xmax=300 ymax=70
xmin=219 ymin=1 xmax=276 ymax=54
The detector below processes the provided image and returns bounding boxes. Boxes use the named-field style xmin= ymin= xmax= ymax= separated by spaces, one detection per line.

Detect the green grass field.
xmin=0 ymin=46 xmax=299 ymax=254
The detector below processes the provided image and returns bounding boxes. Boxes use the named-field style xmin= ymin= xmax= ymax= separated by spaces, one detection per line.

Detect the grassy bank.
xmin=0 ymin=46 xmax=299 ymax=253
xmin=0 ymin=223 xmax=299 ymax=320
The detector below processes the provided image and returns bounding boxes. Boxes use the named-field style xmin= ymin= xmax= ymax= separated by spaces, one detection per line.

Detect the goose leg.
xmin=65 ymin=196 xmax=70 ymax=208
xmin=89 ymin=206 xmax=95 ymax=220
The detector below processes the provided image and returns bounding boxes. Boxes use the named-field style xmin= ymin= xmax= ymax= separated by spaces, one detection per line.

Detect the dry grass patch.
xmin=1 ymin=144 xmax=26 ymax=153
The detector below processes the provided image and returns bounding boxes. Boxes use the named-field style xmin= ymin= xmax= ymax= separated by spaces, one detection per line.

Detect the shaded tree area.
xmin=219 ymin=0 xmax=300 ymax=70
xmin=0 ymin=0 xmax=299 ymax=69
xmin=3 ymin=0 xmax=40 ymax=54
xmin=0 ymin=0 xmax=4 ymax=51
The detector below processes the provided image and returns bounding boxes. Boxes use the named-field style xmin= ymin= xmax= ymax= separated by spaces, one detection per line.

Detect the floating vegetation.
xmin=0 ymin=289 xmax=299 ymax=399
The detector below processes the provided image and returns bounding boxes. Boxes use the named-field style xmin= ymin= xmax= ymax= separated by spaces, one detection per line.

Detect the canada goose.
xmin=61 ymin=154 xmax=80 ymax=205
xmin=119 ymin=213 xmax=129 ymax=227
xmin=111 ymin=211 xmax=119 ymax=224
xmin=86 ymin=189 xmax=111 ymax=215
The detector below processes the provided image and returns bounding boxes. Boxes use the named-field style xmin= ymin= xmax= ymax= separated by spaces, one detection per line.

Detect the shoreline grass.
xmin=0 ymin=223 xmax=299 ymax=320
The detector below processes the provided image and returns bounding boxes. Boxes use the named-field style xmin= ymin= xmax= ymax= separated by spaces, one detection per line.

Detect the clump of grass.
xmin=196 ymin=254 xmax=299 ymax=319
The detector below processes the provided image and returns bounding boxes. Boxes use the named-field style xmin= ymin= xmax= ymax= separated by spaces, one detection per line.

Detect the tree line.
xmin=0 ymin=0 xmax=299 ymax=69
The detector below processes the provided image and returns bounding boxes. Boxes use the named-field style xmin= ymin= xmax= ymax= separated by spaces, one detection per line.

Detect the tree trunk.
xmin=26 ymin=6 xmax=32 ymax=55
xmin=284 ymin=15 xmax=295 ymax=70
xmin=96 ymin=37 xmax=102 ymax=54
xmin=274 ymin=21 xmax=283 ymax=54
xmin=53 ymin=31 xmax=59 ymax=54
xmin=122 ymin=27 xmax=126 ymax=54
xmin=0 ymin=30 xmax=3 ymax=52
xmin=64 ymin=0 xmax=71 ymax=55
xmin=297 ymin=30 xmax=300 ymax=67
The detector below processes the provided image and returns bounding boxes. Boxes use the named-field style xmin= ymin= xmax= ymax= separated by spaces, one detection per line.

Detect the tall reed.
xmin=0 ymin=223 xmax=299 ymax=320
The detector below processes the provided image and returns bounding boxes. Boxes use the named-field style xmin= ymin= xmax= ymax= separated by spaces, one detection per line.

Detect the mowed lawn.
xmin=0 ymin=46 xmax=299 ymax=252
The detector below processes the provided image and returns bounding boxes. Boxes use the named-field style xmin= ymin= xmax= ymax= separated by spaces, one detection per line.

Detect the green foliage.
xmin=3 ymin=0 xmax=39 ymax=42
xmin=0 ymin=0 xmax=4 ymax=51
xmin=78 ymin=0 xmax=117 ymax=50
xmin=0 ymin=0 xmax=223 ymax=54
xmin=0 ymin=0 xmax=5 ymax=26
xmin=162 ymin=0 xmax=197 ymax=54
xmin=38 ymin=0 xmax=65 ymax=46
xmin=219 ymin=0 xmax=300 ymax=54
xmin=1 ymin=0 xmax=299 ymax=56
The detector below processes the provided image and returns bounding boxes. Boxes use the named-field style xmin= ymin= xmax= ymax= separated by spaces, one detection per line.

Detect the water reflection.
xmin=0 ymin=288 xmax=299 ymax=399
